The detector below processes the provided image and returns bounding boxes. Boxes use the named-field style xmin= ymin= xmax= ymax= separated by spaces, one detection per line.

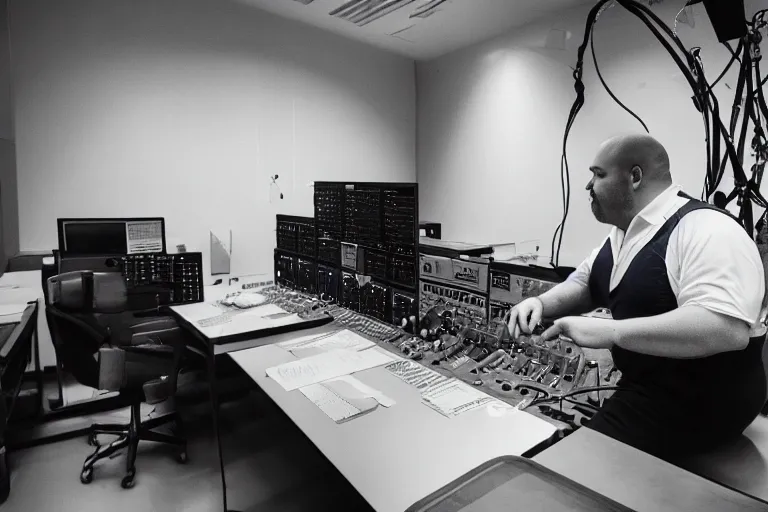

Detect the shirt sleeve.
xmin=566 ymin=240 xmax=606 ymax=289
xmin=669 ymin=210 xmax=765 ymax=326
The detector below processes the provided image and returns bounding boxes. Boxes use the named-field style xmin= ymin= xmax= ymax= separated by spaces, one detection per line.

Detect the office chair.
xmin=46 ymin=271 xmax=188 ymax=489
xmin=41 ymin=253 xmax=135 ymax=417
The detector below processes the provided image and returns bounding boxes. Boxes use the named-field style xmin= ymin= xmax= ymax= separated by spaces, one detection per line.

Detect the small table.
xmin=533 ymin=427 xmax=768 ymax=512
xmin=167 ymin=293 xmax=334 ymax=512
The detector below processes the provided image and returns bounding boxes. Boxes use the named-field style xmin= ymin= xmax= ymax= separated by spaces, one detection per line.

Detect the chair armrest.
xmin=133 ymin=309 xmax=163 ymax=319
xmin=143 ymin=376 xmax=173 ymax=405
xmin=122 ymin=343 xmax=175 ymax=358
xmin=98 ymin=345 xmax=176 ymax=391
xmin=129 ymin=318 xmax=182 ymax=346
xmin=131 ymin=317 xmax=178 ymax=333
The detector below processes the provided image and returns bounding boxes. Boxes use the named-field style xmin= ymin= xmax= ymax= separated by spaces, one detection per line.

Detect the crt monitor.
xmin=57 ymin=218 xmax=166 ymax=256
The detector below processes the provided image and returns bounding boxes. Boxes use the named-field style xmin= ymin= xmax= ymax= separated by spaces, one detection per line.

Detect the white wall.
xmin=10 ymin=0 xmax=416 ymax=280
xmin=0 ymin=0 xmax=18 ymax=263
xmin=0 ymin=0 xmax=11 ymax=142
xmin=417 ymin=0 xmax=768 ymax=267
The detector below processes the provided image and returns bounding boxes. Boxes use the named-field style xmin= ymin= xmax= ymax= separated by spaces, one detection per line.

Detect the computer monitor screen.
xmin=63 ymin=222 xmax=127 ymax=254
xmin=58 ymin=218 xmax=166 ymax=256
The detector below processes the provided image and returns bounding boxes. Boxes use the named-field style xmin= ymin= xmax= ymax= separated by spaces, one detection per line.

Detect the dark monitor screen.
xmin=58 ymin=218 xmax=166 ymax=256
xmin=63 ymin=222 xmax=127 ymax=255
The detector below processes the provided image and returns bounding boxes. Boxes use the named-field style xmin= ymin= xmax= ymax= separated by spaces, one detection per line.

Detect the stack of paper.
xmin=277 ymin=329 xmax=375 ymax=358
xmin=265 ymin=348 xmax=396 ymax=391
xmin=420 ymin=379 xmax=497 ymax=418
xmin=384 ymin=359 xmax=450 ymax=391
xmin=299 ymin=376 xmax=395 ymax=424
xmin=385 ymin=359 xmax=507 ymax=418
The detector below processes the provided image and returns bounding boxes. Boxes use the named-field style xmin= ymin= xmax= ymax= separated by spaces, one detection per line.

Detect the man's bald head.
xmin=587 ymin=134 xmax=673 ymax=230
xmin=596 ymin=134 xmax=671 ymax=184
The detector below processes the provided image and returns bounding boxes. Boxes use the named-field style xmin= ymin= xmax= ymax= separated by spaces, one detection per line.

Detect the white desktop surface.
xmin=0 ymin=303 xmax=32 ymax=324
xmin=0 ymin=271 xmax=52 ymax=368
xmin=533 ymin=428 xmax=768 ymax=512
xmin=169 ymin=301 xmax=305 ymax=341
xmin=230 ymin=344 xmax=558 ymax=512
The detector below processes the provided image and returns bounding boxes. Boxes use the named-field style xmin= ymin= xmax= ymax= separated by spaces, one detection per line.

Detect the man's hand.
xmin=507 ymin=298 xmax=543 ymax=339
xmin=541 ymin=316 xmax=618 ymax=350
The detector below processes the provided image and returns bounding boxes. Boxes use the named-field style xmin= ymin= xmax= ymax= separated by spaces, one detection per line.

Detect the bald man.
xmin=508 ymin=134 xmax=767 ymax=461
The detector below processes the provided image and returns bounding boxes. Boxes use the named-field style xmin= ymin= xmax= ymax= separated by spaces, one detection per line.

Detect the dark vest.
xmin=586 ymin=193 xmax=765 ymax=444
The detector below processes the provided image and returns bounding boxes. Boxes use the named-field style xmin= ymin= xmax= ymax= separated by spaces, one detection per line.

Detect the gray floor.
xmin=3 ymin=376 xmax=374 ymax=512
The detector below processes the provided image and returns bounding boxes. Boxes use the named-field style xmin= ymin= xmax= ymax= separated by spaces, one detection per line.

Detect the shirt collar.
xmin=634 ymin=183 xmax=682 ymax=226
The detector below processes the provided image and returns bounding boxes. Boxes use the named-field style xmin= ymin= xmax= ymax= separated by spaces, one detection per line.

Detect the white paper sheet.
xmin=299 ymin=383 xmax=378 ymax=423
xmin=195 ymin=303 xmax=299 ymax=336
xmin=277 ymin=331 xmax=335 ymax=351
xmin=324 ymin=375 xmax=395 ymax=407
xmin=266 ymin=348 xmax=396 ymax=391
xmin=125 ymin=220 xmax=164 ymax=254
xmin=384 ymin=359 xmax=451 ymax=391
xmin=280 ymin=329 xmax=376 ymax=358
xmin=0 ymin=303 xmax=29 ymax=317
xmin=421 ymin=378 xmax=497 ymax=418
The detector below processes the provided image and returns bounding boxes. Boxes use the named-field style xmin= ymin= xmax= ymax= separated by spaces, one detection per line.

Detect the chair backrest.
xmin=47 ymin=271 xmax=128 ymax=313
xmin=45 ymin=271 xmax=130 ymax=388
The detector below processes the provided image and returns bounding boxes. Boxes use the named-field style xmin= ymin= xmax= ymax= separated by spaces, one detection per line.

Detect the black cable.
xmin=723 ymin=40 xmax=742 ymax=60
xmin=550 ymin=0 xmax=611 ymax=268
xmin=710 ymin=41 xmax=742 ymax=92
xmin=554 ymin=0 xmax=765 ymax=258
xmin=591 ymin=25 xmax=649 ymax=133
xmin=557 ymin=150 xmax=572 ymax=268
xmin=755 ymin=60 xmax=768 ymax=121
xmin=633 ymin=0 xmax=750 ymax=203
xmin=562 ymin=396 xmax=601 ymax=412
xmin=621 ymin=0 xmax=693 ymax=62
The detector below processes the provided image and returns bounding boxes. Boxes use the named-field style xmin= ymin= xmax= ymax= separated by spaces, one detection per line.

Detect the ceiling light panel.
xmin=331 ymin=0 xmax=418 ymax=27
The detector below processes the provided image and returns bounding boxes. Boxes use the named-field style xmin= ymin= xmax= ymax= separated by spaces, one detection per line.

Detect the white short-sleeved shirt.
xmin=568 ymin=184 xmax=766 ymax=334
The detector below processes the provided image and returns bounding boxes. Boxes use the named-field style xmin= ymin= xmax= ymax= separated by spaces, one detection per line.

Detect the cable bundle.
xmin=551 ymin=1 xmax=768 ymax=268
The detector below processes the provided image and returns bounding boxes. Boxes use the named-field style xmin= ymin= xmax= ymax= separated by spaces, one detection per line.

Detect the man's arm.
xmin=541 ymin=306 xmax=749 ymax=356
xmin=508 ymin=254 xmax=596 ymax=338
xmin=538 ymin=280 xmax=594 ymax=319
xmin=614 ymin=306 xmax=749 ymax=358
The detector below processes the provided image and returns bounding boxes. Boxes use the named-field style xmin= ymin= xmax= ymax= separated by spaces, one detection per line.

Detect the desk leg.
xmin=207 ymin=347 xmax=240 ymax=512
xmin=33 ymin=326 xmax=43 ymax=416
xmin=0 ymin=377 xmax=8 ymax=504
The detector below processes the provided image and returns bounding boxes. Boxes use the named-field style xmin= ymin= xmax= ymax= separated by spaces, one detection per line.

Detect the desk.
xmin=168 ymin=285 xmax=333 ymax=349
xmin=229 ymin=343 xmax=558 ymax=512
xmin=0 ymin=301 xmax=40 ymax=503
xmin=0 ymin=271 xmax=55 ymax=369
xmin=674 ymin=415 xmax=768 ymax=503
xmin=171 ymin=287 xmax=557 ymax=511
xmin=167 ymin=289 xmax=336 ymax=512
xmin=533 ymin=428 xmax=768 ymax=512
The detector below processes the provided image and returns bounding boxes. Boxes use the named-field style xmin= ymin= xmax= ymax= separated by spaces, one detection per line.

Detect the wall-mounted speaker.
xmin=697 ymin=0 xmax=747 ymax=43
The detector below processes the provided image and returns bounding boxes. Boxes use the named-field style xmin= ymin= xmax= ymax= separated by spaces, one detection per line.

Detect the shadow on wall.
xmin=15 ymin=0 xmax=406 ymax=137
xmin=0 ymin=181 xmax=5 ymax=276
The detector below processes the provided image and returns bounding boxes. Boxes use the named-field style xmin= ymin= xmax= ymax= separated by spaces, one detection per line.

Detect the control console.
xmin=419 ymin=252 xmax=490 ymax=328
xmin=120 ymin=252 xmax=204 ymax=308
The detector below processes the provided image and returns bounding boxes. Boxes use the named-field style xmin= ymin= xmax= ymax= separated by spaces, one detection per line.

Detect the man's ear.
xmin=630 ymin=166 xmax=643 ymax=190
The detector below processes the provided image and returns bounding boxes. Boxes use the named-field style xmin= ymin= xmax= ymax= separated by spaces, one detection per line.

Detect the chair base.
xmin=80 ymin=403 xmax=187 ymax=488
xmin=45 ymin=390 xmax=133 ymax=422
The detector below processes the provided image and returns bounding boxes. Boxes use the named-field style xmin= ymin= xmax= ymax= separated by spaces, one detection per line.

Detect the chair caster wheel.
xmin=87 ymin=433 xmax=99 ymax=447
xmin=80 ymin=467 xmax=93 ymax=484
xmin=121 ymin=470 xmax=136 ymax=489
xmin=176 ymin=450 xmax=188 ymax=464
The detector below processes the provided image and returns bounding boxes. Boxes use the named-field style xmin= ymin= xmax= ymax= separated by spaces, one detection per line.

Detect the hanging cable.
xmin=554 ymin=0 xmax=768 ymax=264
xmin=591 ymin=25 xmax=650 ymax=133
xmin=710 ymin=41 xmax=742 ymax=90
